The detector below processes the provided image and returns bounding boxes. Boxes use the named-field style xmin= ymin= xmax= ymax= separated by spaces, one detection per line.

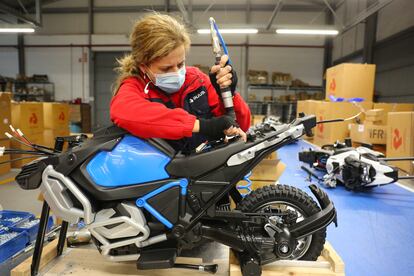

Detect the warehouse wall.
xmin=331 ymin=0 xmax=414 ymax=103
xmin=0 ymin=35 xmax=19 ymax=78
xmin=332 ymin=0 xmax=367 ymax=61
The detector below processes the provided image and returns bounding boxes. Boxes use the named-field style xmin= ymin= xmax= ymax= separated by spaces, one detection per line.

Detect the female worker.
xmin=110 ymin=13 xmax=251 ymax=153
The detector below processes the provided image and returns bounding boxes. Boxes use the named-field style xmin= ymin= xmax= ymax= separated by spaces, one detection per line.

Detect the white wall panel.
xmin=25 ymin=46 xmax=89 ymax=101
xmin=0 ymin=48 xmax=18 ymax=79
xmin=37 ymin=14 xmax=88 ymax=34
xmin=248 ymin=47 xmax=324 ymax=86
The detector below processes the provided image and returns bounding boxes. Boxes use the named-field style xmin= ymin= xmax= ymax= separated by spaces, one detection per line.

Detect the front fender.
xmin=288 ymin=184 xmax=337 ymax=239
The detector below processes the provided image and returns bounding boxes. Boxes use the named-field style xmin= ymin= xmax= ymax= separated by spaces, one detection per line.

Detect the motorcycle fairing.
xmin=86 ymin=135 xmax=171 ymax=187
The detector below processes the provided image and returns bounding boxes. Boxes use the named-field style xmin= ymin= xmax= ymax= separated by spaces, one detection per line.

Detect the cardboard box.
xmin=11 ymin=132 xmax=44 ymax=168
xmin=386 ymin=112 xmax=414 ymax=174
xmin=250 ymin=159 xmax=286 ymax=182
xmin=0 ymin=139 xmax=11 ymax=176
xmin=372 ymin=103 xmax=414 ymax=124
xmin=43 ymin=129 xmax=70 ymax=149
xmin=365 ymin=109 xmax=385 ymax=125
xmin=11 ymin=102 xmax=44 ymax=134
xmin=43 ymin=103 xmax=69 ymax=129
xmin=0 ymin=93 xmax=12 ymax=136
xmin=296 ymin=100 xmax=319 ymax=117
xmin=349 ymin=123 xmax=387 ymax=145
xmin=69 ymin=104 xmax=81 ymax=122
xmin=325 ymin=63 xmax=376 ymax=102
xmin=251 ymin=114 xmax=265 ymax=126
xmin=314 ymin=101 xmax=373 ymax=146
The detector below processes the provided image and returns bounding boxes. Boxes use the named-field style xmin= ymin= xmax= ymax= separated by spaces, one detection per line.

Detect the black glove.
xmin=199 ymin=116 xmax=236 ymax=140
xmin=209 ymin=65 xmax=238 ymax=96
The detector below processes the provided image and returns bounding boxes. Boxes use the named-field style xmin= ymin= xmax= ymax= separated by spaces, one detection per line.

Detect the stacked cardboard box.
xmin=0 ymin=93 xmax=12 ymax=175
xmin=69 ymin=103 xmax=91 ymax=132
xmin=372 ymin=103 xmax=414 ymax=124
xmin=43 ymin=103 xmax=70 ymax=149
xmin=11 ymin=102 xmax=44 ymax=168
xmin=387 ymin=112 xmax=414 ymax=174
xmin=247 ymin=70 xmax=268 ymax=85
xmin=272 ymin=72 xmax=292 ymax=86
xmin=325 ymin=63 xmax=376 ymax=102
xmin=349 ymin=109 xmax=387 ymax=145
xmin=314 ymin=101 xmax=373 ymax=146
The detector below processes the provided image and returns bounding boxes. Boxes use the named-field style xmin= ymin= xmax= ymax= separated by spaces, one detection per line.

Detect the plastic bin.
xmin=10 ymin=216 xmax=54 ymax=244
xmin=0 ymin=230 xmax=29 ymax=263
xmin=0 ymin=210 xmax=35 ymax=227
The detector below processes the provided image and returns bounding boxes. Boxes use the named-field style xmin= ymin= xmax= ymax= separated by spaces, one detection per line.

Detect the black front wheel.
xmin=237 ymin=184 xmax=327 ymax=262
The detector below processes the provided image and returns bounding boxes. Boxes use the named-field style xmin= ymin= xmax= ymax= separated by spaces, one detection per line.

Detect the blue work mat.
xmin=277 ymin=139 xmax=414 ymax=276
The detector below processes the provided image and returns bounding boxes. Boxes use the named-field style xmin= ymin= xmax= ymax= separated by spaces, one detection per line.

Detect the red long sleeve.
xmin=110 ymin=79 xmax=196 ymax=139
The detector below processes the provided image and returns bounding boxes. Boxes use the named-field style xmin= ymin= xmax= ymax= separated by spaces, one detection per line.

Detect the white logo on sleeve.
xmin=189 ymin=90 xmax=206 ymax=103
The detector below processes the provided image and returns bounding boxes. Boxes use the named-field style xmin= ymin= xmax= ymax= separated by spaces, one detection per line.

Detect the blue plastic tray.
xmin=0 ymin=210 xmax=35 ymax=227
xmin=10 ymin=216 xmax=54 ymax=244
xmin=0 ymin=230 xmax=29 ymax=263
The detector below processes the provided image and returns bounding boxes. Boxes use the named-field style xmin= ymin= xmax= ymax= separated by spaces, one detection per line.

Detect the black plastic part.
xmin=288 ymin=185 xmax=337 ymax=239
xmin=238 ymin=253 xmax=262 ymax=276
xmin=57 ymin=221 xmax=69 ymax=256
xmin=298 ymin=150 xmax=322 ymax=167
xmin=301 ymin=166 xmax=323 ymax=182
xmin=31 ymin=202 xmax=50 ymax=276
xmin=174 ymin=263 xmax=218 ymax=274
xmin=200 ymin=225 xmax=245 ymax=252
xmin=137 ymin=248 xmax=177 ymax=270
xmin=293 ymin=115 xmax=316 ymax=137
xmin=147 ymin=186 xmax=180 ymax=225
xmin=344 ymin=138 xmax=352 ymax=147
xmin=166 ymin=140 xmax=250 ymax=178
xmin=15 ymin=160 xmax=47 ymax=190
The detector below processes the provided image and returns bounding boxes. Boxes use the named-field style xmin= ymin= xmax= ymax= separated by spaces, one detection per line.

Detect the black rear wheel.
xmin=236 ymin=184 xmax=326 ymax=261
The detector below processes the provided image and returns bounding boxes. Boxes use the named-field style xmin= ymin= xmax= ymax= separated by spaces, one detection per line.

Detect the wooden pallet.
xmin=230 ymin=242 xmax=344 ymax=276
xmin=11 ymin=239 xmax=344 ymax=276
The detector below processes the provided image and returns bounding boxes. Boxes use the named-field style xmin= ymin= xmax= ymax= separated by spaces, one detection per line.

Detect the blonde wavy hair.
xmin=113 ymin=13 xmax=191 ymax=95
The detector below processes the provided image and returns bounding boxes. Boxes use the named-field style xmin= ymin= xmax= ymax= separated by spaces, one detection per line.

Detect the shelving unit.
xmin=247 ymin=84 xmax=323 ymax=122
xmin=12 ymin=81 xmax=55 ymax=102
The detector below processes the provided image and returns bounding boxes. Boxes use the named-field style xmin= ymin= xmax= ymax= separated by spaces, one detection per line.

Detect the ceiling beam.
xmin=266 ymin=0 xmax=283 ymax=30
xmin=0 ymin=2 xmax=40 ymax=26
xmin=39 ymin=4 xmax=325 ymax=14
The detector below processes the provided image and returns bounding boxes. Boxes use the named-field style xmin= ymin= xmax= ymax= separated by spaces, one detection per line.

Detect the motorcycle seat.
xmin=166 ymin=140 xmax=254 ymax=178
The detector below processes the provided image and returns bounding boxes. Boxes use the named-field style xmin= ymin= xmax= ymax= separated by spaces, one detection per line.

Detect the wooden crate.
xmin=11 ymin=241 xmax=228 ymax=276
xmin=12 ymin=238 xmax=343 ymax=276
xmin=230 ymin=242 xmax=344 ymax=276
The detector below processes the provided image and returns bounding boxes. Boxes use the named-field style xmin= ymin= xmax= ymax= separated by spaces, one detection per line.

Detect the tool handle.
xmin=215 ymin=57 xmax=236 ymax=120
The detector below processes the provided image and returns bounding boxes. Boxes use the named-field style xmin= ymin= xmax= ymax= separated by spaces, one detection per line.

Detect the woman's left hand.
xmin=209 ymin=55 xmax=238 ymax=94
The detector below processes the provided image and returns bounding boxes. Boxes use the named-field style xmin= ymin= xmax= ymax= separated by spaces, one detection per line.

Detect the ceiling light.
xmin=0 ymin=24 xmax=35 ymax=33
xmin=197 ymin=28 xmax=258 ymax=34
xmin=276 ymin=29 xmax=338 ymax=35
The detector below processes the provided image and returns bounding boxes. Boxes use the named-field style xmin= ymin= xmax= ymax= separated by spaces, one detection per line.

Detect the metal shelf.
xmin=247 ymin=84 xmax=323 ymax=91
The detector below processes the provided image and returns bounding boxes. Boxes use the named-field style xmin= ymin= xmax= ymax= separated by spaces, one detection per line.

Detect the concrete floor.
xmin=0 ymin=169 xmax=42 ymax=215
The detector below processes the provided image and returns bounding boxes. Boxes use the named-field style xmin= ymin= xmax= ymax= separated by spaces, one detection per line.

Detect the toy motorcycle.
xmin=299 ymin=140 xmax=414 ymax=190
xmin=14 ymin=114 xmax=336 ymax=276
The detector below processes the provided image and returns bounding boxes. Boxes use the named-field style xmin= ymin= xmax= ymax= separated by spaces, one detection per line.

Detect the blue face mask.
xmin=152 ymin=67 xmax=186 ymax=94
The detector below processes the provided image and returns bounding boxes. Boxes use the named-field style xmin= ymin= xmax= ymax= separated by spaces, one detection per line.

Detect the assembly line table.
xmin=277 ymin=139 xmax=414 ymax=276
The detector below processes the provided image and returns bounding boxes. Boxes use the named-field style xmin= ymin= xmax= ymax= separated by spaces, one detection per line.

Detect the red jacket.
xmin=110 ymin=66 xmax=251 ymax=140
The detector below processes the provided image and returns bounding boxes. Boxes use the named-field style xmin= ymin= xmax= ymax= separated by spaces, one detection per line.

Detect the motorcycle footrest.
xmin=136 ymin=248 xmax=177 ymax=270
